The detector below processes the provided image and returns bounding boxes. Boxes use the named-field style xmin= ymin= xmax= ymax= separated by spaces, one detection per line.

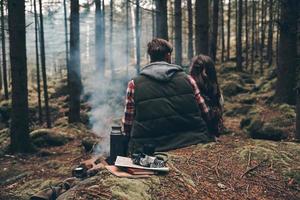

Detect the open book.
xmin=114 ymin=156 xmax=170 ymax=172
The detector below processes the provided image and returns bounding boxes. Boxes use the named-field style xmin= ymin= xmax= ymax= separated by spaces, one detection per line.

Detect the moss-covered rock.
xmin=237 ymin=140 xmax=300 ymax=183
xmin=81 ymin=137 xmax=99 ymax=152
xmin=219 ymin=66 xmax=236 ymax=74
xmin=13 ymin=178 xmax=61 ymax=199
xmin=271 ymin=103 xmax=296 ymax=119
xmin=240 ymin=117 xmax=252 ymax=129
xmin=239 ymin=96 xmax=257 ymax=104
xmin=238 ymin=140 xmax=297 ymax=164
xmin=250 ymin=124 xmax=288 ymax=141
xmin=221 ymin=73 xmax=245 ymax=86
xmin=0 ymin=100 xmax=11 ymax=124
xmin=0 ymin=128 xmax=9 ymax=148
xmin=241 ymin=117 xmax=288 ymax=141
xmin=57 ymin=170 xmax=159 ymax=200
xmin=30 ymin=129 xmax=73 ymax=147
xmin=50 ymin=78 xmax=68 ymax=99
xmin=222 ymin=81 xmax=249 ymax=97
xmin=54 ymin=117 xmax=69 ymax=127
xmin=239 ymin=73 xmax=255 ymax=84
xmin=104 ymin=176 xmax=160 ymax=200
xmin=269 ymin=116 xmax=294 ymax=128
xmin=224 ymin=105 xmax=253 ymax=117
xmin=257 ymin=78 xmax=277 ymax=93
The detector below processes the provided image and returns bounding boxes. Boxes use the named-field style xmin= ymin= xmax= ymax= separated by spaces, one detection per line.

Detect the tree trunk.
xmin=34 ymin=0 xmax=42 ymax=124
xmin=250 ymin=0 xmax=256 ymax=73
xmin=209 ymin=0 xmax=220 ymax=61
xmin=245 ymin=0 xmax=249 ymax=70
xmin=226 ymin=0 xmax=231 ymax=60
xmin=38 ymin=0 xmax=51 ymax=128
xmin=155 ymin=0 xmax=168 ymax=40
xmin=152 ymin=0 xmax=155 ymax=38
xmin=8 ymin=0 xmax=31 ymax=153
xmin=259 ymin=0 xmax=266 ymax=75
xmin=126 ymin=0 xmax=130 ymax=75
xmin=109 ymin=0 xmax=114 ymax=77
xmin=296 ymin=0 xmax=300 ymax=140
xmin=169 ymin=1 xmax=174 ymax=47
xmin=174 ymin=0 xmax=182 ymax=65
xmin=135 ymin=0 xmax=141 ymax=74
xmin=275 ymin=2 xmax=280 ymax=68
xmin=69 ymin=0 xmax=82 ymax=123
xmin=187 ymin=0 xmax=193 ymax=60
xmin=102 ymin=0 xmax=105 ymax=66
xmin=220 ymin=0 xmax=225 ymax=63
xmin=236 ymin=0 xmax=243 ymax=71
xmin=235 ymin=0 xmax=238 ymax=59
xmin=255 ymin=2 xmax=260 ymax=57
xmin=275 ymin=0 xmax=298 ymax=104
xmin=0 ymin=38 xmax=2 ymax=92
xmin=1 ymin=0 xmax=8 ymax=100
xmin=63 ymin=0 xmax=69 ymax=73
xmin=95 ymin=0 xmax=105 ymax=76
xmin=267 ymin=0 xmax=274 ymax=67
xmin=195 ymin=0 xmax=209 ymax=55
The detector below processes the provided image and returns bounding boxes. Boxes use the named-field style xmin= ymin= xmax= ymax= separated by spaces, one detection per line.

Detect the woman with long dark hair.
xmin=189 ymin=54 xmax=224 ymax=137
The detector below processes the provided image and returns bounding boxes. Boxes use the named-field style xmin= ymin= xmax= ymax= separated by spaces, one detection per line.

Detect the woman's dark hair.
xmin=189 ymin=54 xmax=221 ymax=105
xmin=147 ymin=38 xmax=173 ymax=62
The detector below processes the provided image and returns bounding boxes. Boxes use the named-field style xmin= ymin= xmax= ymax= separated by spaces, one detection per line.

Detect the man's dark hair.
xmin=147 ymin=38 xmax=173 ymax=62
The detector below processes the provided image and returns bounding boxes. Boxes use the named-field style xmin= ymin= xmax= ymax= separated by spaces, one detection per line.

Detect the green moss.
xmin=103 ymin=175 xmax=160 ymax=200
xmin=30 ymin=129 xmax=73 ymax=147
xmin=222 ymin=81 xmax=249 ymax=97
xmin=224 ymin=105 xmax=253 ymax=117
xmin=258 ymin=78 xmax=277 ymax=93
xmin=0 ymin=100 xmax=11 ymax=108
xmin=0 ymin=128 xmax=9 ymax=145
xmin=284 ymin=169 xmax=300 ymax=184
xmin=269 ymin=116 xmax=294 ymax=128
xmin=12 ymin=178 xmax=60 ymax=198
xmin=56 ymin=166 xmax=71 ymax=176
xmin=277 ymin=104 xmax=296 ymax=118
xmin=237 ymin=140 xmax=300 ymax=170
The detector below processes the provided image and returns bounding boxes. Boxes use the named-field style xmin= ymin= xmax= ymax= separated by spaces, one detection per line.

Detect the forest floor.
xmin=0 ymin=61 xmax=300 ymax=200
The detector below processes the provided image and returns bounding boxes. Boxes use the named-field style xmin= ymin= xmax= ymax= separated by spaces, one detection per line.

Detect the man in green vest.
xmin=122 ymin=38 xmax=214 ymax=153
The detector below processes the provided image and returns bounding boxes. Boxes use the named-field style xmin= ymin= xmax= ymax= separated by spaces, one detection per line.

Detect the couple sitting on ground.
xmin=122 ymin=38 xmax=223 ymax=153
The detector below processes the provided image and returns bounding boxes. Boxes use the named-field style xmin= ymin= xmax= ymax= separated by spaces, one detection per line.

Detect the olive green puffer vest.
xmin=129 ymin=62 xmax=214 ymax=152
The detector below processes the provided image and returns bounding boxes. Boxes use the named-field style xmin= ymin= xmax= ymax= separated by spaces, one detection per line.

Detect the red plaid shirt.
xmin=122 ymin=75 xmax=210 ymax=135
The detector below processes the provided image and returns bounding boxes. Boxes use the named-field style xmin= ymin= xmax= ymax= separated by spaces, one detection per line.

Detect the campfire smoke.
xmin=83 ymin=71 xmax=126 ymax=157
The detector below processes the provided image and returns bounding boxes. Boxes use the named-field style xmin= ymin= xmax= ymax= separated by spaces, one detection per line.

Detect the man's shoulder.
xmin=131 ymin=74 xmax=144 ymax=83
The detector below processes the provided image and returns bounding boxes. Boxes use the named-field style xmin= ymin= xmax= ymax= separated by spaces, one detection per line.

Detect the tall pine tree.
xmin=275 ymin=0 xmax=298 ymax=104
xmin=195 ymin=0 xmax=209 ymax=55
xmin=155 ymin=0 xmax=168 ymax=40
xmin=69 ymin=0 xmax=82 ymax=123
xmin=8 ymin=0 xmax=31 ymax=152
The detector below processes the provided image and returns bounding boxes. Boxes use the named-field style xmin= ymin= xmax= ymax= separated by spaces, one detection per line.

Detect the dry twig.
xmin=240 ymin=158 xmax=268 ymax=178
xmin=214 ymin=155 xmax=221 ymax=178
xmin=247 ymin=150 xmax=252 ymax=169
xmin=246 ymin=184 xmax=250 ymax=196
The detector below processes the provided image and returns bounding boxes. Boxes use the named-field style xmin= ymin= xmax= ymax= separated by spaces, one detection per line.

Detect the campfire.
xmin=72 ymin=125 xmax=169 ymax=179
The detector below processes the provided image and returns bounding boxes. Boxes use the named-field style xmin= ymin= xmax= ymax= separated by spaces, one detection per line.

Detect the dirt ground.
xmin=0 ymin=63 xmax=300 ymax=200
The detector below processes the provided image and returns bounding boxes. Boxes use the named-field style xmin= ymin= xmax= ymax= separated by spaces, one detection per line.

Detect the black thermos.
xmin=107 ymin=126 xmax=129 ymax=165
